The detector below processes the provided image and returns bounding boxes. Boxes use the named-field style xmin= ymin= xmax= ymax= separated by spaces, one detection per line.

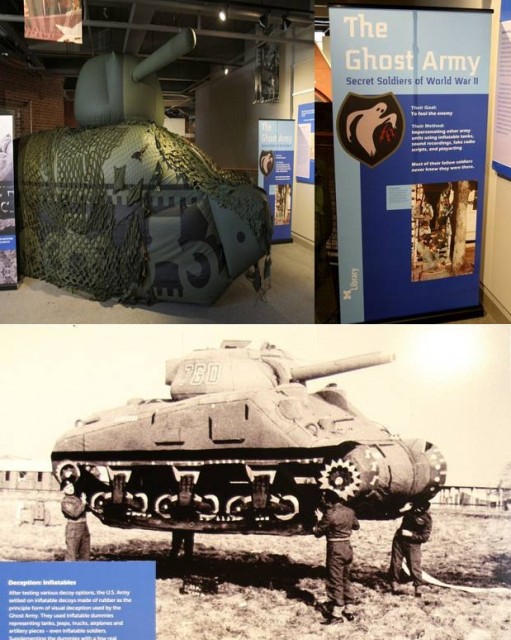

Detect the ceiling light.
xmin=281 ymin=13 xmax=292 ymax=32
xmin=258 ymin=10 xmax=271 ymax=30
xmin=219 ymin=6 xmax=227 ymax=22
xmin=224 ymin=66 xmax=229 ymax=75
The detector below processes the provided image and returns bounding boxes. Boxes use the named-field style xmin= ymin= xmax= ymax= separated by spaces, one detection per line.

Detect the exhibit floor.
xmin=0 ymin=242 xmax=313 ymax=324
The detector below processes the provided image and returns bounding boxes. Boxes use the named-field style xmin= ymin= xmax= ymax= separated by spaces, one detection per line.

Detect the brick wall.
xmin=0 ymin=56 xmax=65 ymax=134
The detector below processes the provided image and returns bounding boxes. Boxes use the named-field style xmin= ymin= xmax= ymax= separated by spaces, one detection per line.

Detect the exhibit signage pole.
xmin=329 ymin=1 xmax=492 ymax=323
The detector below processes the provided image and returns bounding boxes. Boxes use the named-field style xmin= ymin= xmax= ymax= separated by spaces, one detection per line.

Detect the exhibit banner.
xmin=0 ymin=114 xmax=18 ymax=288
xmin=330 ymin=6 xmax=491 ymax=323
xmin=254 ymin=42 xmax=280 ymax=103
xmin=258 ymin=119 xmax=294 ymax=242
xmin=296 ymin=103 xmax=315 ymax=184
xmin=492 ymin=0 xmax=511 ymax=179
xmin=24 ymin=0 xmax=83 ymax=44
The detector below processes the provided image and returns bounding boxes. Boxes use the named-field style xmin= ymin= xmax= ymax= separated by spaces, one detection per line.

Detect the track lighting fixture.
xmin=281 ymin=13 xmax=292 ymax=32
xmin=258 ymin=9 xmax=271 ymax=30
xmin=219 ymin=6 xmax=227 ymax=22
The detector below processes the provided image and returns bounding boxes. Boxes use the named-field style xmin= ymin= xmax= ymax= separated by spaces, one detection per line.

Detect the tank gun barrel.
xmin=132 ymin=28 xmax=197 ymax=82
xmin=290 ymin=351 xmax=395 ymax=382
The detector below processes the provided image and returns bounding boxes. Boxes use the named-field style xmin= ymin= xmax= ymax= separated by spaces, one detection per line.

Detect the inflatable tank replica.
xmin=17 ymin=30 xmax=272 ymax=304
xmin=52 ymin=342 xmax=447 ymax=536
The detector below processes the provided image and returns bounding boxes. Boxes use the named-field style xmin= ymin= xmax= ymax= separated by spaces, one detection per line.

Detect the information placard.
xmin=296 ymin=103 xmax=315 ymax=184
xmin=492 ymin=0 xmax=511 ymax=179
xmin=330 ymin=6 xmax=491 ymax=323
xmin=0 ymin=114 xmax=18 ymax=288
xmin=0 ymin=561 xmax=155 ymax=640
xmin=258 ymin=119 xmax=294 ymax=242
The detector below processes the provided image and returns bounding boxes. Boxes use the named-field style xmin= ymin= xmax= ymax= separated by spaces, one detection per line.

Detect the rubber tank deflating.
xmin=51 ymin=341 xmax=447 ymax=535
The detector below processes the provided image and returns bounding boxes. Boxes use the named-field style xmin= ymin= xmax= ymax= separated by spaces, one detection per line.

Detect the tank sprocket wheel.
xmin=318 ymin=459 xmax=362 ymax=501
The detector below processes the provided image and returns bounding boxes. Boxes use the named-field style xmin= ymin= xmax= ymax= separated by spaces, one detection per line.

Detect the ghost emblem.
xmin=259 ymin=150 xmax=275 ymax=177
xmin=337 ymin=93 xmax=405 ymax=168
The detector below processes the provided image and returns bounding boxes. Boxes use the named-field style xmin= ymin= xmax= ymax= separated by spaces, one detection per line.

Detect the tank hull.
xmin=52 ymin=384 xmax=447 ymax=534
xmin=18 ymin=123 xmax=272 ymax=305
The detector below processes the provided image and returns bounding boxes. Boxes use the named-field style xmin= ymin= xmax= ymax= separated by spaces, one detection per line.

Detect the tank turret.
xmin=165 ymin=341 xmax=395 ymax=400
xmin=51 ymin=342 xmax=447 ymax=537
xmin=74 ymin=29 xmax=197 ymax=127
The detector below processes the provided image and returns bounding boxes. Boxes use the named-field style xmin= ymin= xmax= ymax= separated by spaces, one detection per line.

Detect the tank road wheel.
xmin=154 ymin=494 xmax=176 ymax=519
xmin=319 ymin=459 xmax=362 ymax=501
xmin=225 ymin=495 xmax=248 ymax=520
xmin=56 ymin=460 xmax=81 ymax=484
xmin=90 ymin=492 xmax=112 ymax=513
xmin=274 ymin=495 xmax=300 ymax=521
xmin=132 ymin=493 xmax=149 ymax=513
xmin=198 ymin=494 xmax=220 ymax=521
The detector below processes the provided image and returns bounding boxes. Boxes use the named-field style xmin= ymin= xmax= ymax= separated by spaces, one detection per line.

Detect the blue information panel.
xmin=258 ymin=119 xmax=294 ymax=242
xmin=0 ymin=114 xmax=18 ymax=288
xmin=297 ymin=103 xmax=315 ymax=184
xmin=330 ymin=6 xmax=492 ymax=323
xmin=1 ymin=561 xmax=155 ymax=640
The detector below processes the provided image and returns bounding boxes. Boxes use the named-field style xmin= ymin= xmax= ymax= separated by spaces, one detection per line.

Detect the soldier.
xmin=389 ymin=497 xmax=432 ymax=597
xmin=313 ymin=489 xmax=360 ymax=625
xmin=60 ymin=481 xmax=91 ymax=561
xmin=170 ymin=530 xmax=195 ymax=563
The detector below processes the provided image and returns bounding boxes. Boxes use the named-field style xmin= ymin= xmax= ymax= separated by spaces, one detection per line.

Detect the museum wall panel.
xmin=195 ymin=35 xmax=314 ymax=245
xmin=480 ymin=0 xmax=511 ymax=321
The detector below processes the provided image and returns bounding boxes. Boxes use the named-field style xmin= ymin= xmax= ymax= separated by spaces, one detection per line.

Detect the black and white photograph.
xmin=254 ymin=42 xmax=280 ymax=104
xmin=0 ymin=324 xmax=509 ymax=639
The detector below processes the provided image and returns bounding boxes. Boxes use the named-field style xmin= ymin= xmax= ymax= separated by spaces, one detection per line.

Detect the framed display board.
xmin=258 ymin=119 xmax=294 ymax=243
xmin=330 ymin=4 xmax=491 ymax=322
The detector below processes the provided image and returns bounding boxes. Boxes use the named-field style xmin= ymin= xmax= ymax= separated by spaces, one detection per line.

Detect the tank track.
xmin=54 ymin=451 xmax=368 ymax=534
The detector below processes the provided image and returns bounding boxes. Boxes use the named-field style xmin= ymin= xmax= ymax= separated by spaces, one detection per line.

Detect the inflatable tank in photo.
xmin=17 ymin=29 xmax=272 ymax=304
xmin=52 ymin=342 xmax=447 ymax=536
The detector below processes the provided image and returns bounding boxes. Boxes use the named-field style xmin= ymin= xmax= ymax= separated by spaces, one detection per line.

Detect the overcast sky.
xmin=0 ymin=324 xmax=509 ymax=487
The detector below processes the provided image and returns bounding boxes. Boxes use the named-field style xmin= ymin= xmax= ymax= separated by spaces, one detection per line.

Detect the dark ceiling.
xmin=0 ymin=0 xmax=314 ymax=119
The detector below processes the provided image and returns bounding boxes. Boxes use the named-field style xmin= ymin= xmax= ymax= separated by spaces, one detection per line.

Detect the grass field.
xmin=1 ymin=495 xmax=510 ymax=640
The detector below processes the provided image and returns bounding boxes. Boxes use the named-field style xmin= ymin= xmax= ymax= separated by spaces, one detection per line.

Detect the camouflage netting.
xmin=18 ymin=122 xmax=272 ymax=304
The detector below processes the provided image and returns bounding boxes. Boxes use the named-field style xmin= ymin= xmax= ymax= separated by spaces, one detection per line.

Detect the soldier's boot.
xmin=319 ymin=603 xmax=344 ymax=625
xmin=330 ymin=605 xmax=345 ymax=623
xmin=315 ymin=600 xmax=334 ymax=619
xmin=343 ymin=604 xmax=356 ymax=621
xmin=391 ymin=581 xmax=403 ymax=594
xmin=415 ymin=585 xmax=423 ymax=598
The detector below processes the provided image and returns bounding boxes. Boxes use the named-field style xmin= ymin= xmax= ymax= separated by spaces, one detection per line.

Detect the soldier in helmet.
xmin=389 ymin=497 xmax=432 ymax=597
xmin=60 ymin=481 xmax=91 ymax=561
xmin=313 ymin=489 xmax=360 ymax=625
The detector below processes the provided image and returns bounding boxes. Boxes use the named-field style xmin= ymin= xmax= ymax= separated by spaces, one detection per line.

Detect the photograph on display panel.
xmin=411 ymin=181 xmax=478 ymax=282
xmin=0 ymin=324 xmax=510 ymax=639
